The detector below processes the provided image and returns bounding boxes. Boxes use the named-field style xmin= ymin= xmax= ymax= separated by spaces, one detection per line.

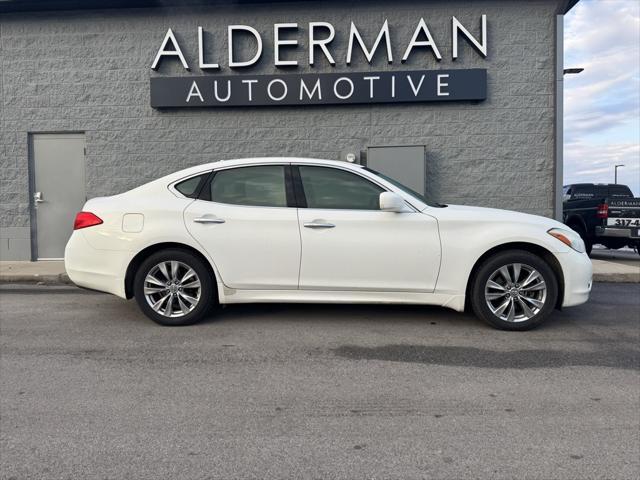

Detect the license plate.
xmin=607 ymin=218 xmax=640 ymax=227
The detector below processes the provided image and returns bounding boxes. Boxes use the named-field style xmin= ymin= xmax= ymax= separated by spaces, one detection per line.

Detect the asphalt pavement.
xmin=1 ymin=283 xmax=639 ymax=479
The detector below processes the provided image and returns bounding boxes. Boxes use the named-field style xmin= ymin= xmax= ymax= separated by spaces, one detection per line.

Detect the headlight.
xmin=547 ymin=228 xmax=586 ymax=253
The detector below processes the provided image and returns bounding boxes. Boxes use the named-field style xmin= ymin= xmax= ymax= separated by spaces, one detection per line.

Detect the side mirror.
xmin=379 ymin=192 xmax=407 ymax=213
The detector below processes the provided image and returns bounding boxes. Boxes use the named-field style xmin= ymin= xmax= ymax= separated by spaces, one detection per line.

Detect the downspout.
xmin=554 ymin=14 xmax=564 ymax=221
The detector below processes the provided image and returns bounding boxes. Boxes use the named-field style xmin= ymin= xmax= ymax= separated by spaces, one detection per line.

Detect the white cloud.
xmin=564 ymin=141 xmax=639 ymax=190
xmin=564 ymin=0 xmax=640 ymax=194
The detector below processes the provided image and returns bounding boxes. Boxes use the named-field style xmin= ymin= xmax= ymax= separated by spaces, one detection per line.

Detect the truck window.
xmin=571 ymin=185 xmax=594 ymax=199
xmin=608 ymin=185 xmax=633 ymax=198
xmin=594 ymin=186 xmax=608 ymax=198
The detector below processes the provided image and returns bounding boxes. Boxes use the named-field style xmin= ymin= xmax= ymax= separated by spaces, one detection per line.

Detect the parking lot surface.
xmin=1 ymin=283 xmax=639 ymax=480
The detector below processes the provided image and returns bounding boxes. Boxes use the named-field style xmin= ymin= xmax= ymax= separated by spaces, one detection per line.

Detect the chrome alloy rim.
xmin=484 ymin=263 xmax=547 ymax=323
xmin=143 ymin=261 xmax=201 ymax=318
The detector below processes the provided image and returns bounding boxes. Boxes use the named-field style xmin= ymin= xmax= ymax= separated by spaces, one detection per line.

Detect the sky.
xmin=564 ymin=0 xmax=640 ymax=195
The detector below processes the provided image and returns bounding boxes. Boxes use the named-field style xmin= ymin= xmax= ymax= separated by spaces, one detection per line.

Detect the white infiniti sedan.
xmin=65 ymin=158 xmax=592 ymax=330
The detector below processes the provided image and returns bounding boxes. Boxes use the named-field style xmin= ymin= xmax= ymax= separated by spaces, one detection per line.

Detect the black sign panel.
xmin=150 ymin=69 xmax=486 ymax=108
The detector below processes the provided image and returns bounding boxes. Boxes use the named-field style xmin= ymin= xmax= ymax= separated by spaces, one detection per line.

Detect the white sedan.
xmin=65 ymin=158 xmax=592 ymax=330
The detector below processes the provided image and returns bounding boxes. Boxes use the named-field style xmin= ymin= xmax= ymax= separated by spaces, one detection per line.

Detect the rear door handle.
xmin=303 ymin=222 xmax=335 ymax=229
xmin=194 ymin=217 xmax=225 ymax=224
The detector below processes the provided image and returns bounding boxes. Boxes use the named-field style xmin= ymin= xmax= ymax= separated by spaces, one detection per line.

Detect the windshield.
xmin=363 ymin=167 xmax=446 ymax=208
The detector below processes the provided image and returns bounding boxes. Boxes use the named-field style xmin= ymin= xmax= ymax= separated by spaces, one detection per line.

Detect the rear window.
xmin=609 ymin=185 xmax=633 ymax=198
xmin=594 ymin=186 xmax=608 ymax=198
xmin=175 ymin=173 xmax=208 ymax=198
xmin=571 ymin=185 xmax=595 ymax=199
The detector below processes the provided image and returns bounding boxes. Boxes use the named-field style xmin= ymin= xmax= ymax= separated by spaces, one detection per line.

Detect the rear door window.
xmin=208 ymin=165 xmax=288 ymax=207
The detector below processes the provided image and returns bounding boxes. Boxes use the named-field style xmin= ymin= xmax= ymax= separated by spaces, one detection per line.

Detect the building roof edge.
xmin=0 ymin=0 xmax=582 ymax=14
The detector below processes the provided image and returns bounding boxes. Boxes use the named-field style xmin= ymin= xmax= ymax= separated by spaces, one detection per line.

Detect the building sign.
xmin=150 ymin=69 xmax=486 ymax=108
xmin=149 ymin=16 xmax=488 ymax=108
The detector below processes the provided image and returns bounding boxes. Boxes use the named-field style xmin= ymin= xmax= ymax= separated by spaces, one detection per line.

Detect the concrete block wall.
xmin=0 ymin=0 xmax=561 ymax=260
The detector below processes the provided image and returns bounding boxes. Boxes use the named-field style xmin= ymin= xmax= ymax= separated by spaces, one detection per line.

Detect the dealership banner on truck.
xmin=149 ymin=16 xmax=489 ymax=108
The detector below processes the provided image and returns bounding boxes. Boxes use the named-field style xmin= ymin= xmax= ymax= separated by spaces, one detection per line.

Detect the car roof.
xmin=565 ymin=183 xmax=626 ymax=188
xmin=128 ymin=155 xmax=432 ymax=211
xmin=167 ymin=157 xmax=363 ymax=182
xmin=210 ymin=157 xmax=357 ymax=169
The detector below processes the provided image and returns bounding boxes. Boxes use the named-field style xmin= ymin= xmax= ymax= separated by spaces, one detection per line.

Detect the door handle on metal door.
xmin=303 ymin=222 xmax=335 ymax=229
xmin=34 ymin=191 xmax=44 ymax=203
xmin=193 ymin=217 xmax=225 ymax=224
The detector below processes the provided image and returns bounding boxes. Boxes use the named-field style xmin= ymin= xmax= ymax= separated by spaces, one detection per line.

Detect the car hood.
xmin=426 ymin=204 xmax=566 ymax=230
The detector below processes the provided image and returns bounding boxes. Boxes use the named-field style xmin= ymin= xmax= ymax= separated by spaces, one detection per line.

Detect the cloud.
xmin=563 ymin=0 xmax=640 ymax=195
xmin=564 ymin=140 xmax=640 ymax=196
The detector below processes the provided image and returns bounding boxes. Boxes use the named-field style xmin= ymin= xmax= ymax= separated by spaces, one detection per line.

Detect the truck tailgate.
xmin=606 ymin=198 xmax=640 ymax=233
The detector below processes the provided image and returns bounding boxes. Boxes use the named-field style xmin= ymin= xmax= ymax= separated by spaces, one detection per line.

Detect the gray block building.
xmin=1 ymin=0 xmax=578 ymax=260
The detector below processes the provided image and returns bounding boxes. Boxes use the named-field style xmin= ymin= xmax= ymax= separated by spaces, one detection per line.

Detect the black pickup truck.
xmin=563 ymin=183 xmax=640 ymax=256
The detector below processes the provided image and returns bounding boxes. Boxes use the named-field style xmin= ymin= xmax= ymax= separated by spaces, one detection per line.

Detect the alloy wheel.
xmin=484 ymin=263 xmax=547 ymax=323
xmin=143 ymin=261 xmax=202 ymax=318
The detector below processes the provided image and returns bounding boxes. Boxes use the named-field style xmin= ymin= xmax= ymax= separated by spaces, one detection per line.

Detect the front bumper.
xmin=64 ymin=231 xmax=130 ymax=298
xmin=555 ymin=250 xmax=593 ymax=308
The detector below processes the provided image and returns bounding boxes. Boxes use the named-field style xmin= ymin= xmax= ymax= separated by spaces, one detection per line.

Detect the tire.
xmin=568 ymin=222 xmax=592 ymax=256
xmin=133 ymin=249 xmax=215 ymax=326
xmin=470 ymin=250 xmax=558 ymax=331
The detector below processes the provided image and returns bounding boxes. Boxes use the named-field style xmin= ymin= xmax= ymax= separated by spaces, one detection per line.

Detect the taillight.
xmin=74 ymin=211 xmax=103 ymax=230
xmin=596 ymin=203 xmax=609 ymax=219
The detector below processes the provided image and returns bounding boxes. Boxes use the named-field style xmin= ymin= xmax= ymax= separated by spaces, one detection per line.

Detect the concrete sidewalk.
xmin=1 ymin=254 xmax=638 ymax=285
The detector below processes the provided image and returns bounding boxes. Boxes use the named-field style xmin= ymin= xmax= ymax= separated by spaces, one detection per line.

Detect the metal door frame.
xmin=27 ymin=131 xmax=86 ymax=261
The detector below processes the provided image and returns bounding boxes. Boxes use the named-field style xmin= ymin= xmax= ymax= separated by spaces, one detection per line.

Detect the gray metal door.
xmin=367 ymin=145 xmax=426 ymax=195
xmin=31 ymin=133 xmax=86 ymax=259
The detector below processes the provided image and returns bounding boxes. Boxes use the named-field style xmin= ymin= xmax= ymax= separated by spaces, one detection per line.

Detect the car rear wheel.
xmin=470 ymin=250 xmax=558 ymax=331
xmin=133 ymin=249 xmax=215 ymax=326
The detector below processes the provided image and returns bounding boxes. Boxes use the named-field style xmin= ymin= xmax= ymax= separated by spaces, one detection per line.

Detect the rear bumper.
xmin=64 ymin=232 xmax=130 ymax=298
xmin=555 ymin=250 xmax=592 ymax=308
xmin=595 ymin=227 xmax=639 ymax=239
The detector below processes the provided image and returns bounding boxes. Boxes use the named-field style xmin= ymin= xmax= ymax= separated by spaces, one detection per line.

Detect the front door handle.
xmin=34 ymin=191 xmax=44 ymax=203
xmin=303 ymin=222 xmax=335 ymax=229
xmin=194 ymin=217 xmax=225 ymax=224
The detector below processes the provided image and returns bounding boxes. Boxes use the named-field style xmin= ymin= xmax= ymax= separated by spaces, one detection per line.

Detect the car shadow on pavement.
xmin=331 ymin=343 xmax=640 ymax=370
xmin=201 ymin=302 xmax=479 ymax=327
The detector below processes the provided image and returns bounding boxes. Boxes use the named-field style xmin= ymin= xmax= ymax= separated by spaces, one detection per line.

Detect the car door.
xmin=295 ymin=164 xmax=441 ymax=292
xmin=183 ymin=164 xmax=301 ymax=289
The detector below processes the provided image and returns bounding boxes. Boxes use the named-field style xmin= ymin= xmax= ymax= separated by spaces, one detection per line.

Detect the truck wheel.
xmin=133 ymin=249 xmax=216 ymax=326
xmin=583 ymin=238 xmax=593 ymax=256
xmin=470 ymin=250 xmax=558 ymax=331
xmin=568 ymin=222 xmax=592 ymax=256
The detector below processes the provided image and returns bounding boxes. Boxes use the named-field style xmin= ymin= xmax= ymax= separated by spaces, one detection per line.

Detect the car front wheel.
xmin=470 ymin=250 xmax=558 ymax=331
xmin=133 ymin=249 xmax=215 ymax=326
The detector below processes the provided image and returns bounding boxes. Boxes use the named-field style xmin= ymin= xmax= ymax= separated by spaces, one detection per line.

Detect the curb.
xmin=592 ymin=273 xmax=640 ymax=284
xmin=0 ymin=274 xmax=72 ymax=285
